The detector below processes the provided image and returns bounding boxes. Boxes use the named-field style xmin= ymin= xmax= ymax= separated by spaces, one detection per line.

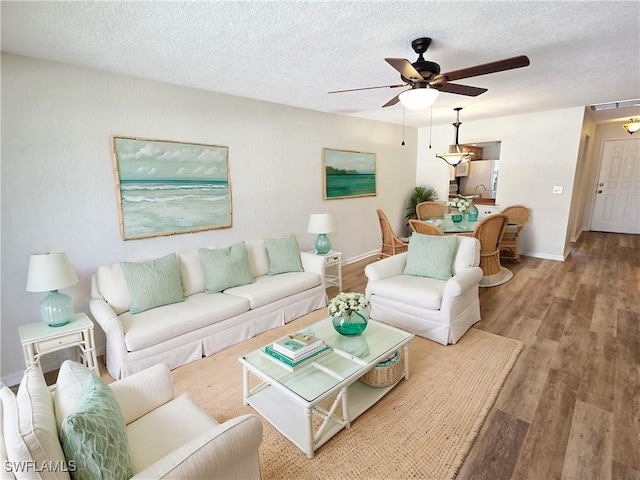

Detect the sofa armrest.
xmin=110 ymin=363 xmax=174 ymax=425
xmin=364 ymin=253 xmax=408 ymax=282
xmin=300 ymin=251 xmax=327 ymax=283
xmin=89 ymin=296 xmax=128 ymax=379
xmin=130 ymin=414 xmax=263 ymax=480
xmin=443 ymin=267 xmax=483 ymax=297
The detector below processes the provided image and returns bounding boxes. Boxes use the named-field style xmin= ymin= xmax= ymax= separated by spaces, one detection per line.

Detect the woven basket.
xmin=361 ymin=351 xmax=403 ymax=387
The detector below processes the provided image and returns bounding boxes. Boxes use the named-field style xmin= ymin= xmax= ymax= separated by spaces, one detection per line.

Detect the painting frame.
xmin=111 ymin=135 xmax=232 ymax=240
xmin=323 ymin=148 xmax=376 ymax=200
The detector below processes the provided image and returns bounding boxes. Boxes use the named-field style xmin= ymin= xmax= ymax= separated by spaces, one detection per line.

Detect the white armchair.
xmin=365 ymin=235 xmax=483 ymax=345
xmin=1 ymin=362 xmax=263 ymax=480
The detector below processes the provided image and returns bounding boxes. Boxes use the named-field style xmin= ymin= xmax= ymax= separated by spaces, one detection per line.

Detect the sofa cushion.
xmin=199 ymin=242 xmax=255 ymax=293
xmin=126 ymin=394 xmax=218 ymax=474
xmin=60 ymin=368 xmax=132 ymax=480
xmin=119 ymin=292 xmax=250 ymax=352
xmin=121 ymin=253 xmax=185 ymax=314
xmin=367 ymin=275 xmax=446 ymax=311
xmin=404 ymin=233 xmax=458 ymax=280
xmin=245 ymin=240 xmax=269 ymax=278
xmin=1 ymin=367 xmax=70 ymax=480
xmin=178 ymin=249 xmax=206 ymax=297
xmin=265 ymin=235 xmax=303 ymax=275
xmin=54 ymin=361 xmax=93 ymax=430
xmin=452 ymin=236 xmax=481 ymax=274
xmin=96 ymin=263 xmax=131 ymax=315
xmin=224 ymin=271 xmax=320 ymax=309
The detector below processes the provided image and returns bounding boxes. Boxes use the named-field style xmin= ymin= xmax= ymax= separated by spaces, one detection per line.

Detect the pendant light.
xmin=622 ymin=118 xmax=640 ymax=135
xmin=436 ymin=107 xmax=474 ymax=166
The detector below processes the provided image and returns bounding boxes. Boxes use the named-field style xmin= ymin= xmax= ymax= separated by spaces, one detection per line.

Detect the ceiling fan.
xmin=329 ymin=37 xmax=530 ymax=109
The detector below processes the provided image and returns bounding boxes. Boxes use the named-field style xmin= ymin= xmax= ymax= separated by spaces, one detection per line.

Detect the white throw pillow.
xmin=3 ymin=367 xmax=70 ymax=480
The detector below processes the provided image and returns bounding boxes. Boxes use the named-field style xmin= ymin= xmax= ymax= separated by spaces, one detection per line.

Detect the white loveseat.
xmin=91 ymin=238 xmax=327 ymax=379
xmin=0 ymin=362 xmax=262 ymax=479
xmin=365 ymin=235 xmax=483 ymax=345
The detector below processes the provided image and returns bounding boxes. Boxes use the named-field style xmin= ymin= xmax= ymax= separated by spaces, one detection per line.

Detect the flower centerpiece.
xmin=455 ymin=195 xmax=479 ymax=221
xmin=328 ymin=292 xmax=370 ymax=336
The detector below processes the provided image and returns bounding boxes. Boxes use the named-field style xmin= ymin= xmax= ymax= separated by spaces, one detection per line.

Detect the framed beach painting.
xmin=111 ymin=136 xmax=232 ymax=240
xmin=323 ymin=148 xmax=376 ymax=199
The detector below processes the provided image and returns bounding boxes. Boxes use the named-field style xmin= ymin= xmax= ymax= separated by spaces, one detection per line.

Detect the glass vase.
xmin=332 ymin=309 xmax=369 ymax=336
xmin=467 ymin=201 xmax=478 ymax=221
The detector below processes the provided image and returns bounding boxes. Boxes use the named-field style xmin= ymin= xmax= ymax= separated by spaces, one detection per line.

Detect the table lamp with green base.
xmin=307 ymin=213 xmax=336 ymax=255
xmin=26 ymin=251 xmax=79 ymax=327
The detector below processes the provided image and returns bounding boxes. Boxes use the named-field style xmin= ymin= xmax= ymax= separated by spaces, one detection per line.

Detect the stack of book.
xmin=264 ymin=332 xmax=329 ymax=367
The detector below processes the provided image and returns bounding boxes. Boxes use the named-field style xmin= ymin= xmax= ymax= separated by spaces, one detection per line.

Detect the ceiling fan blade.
xmin=385 ymin=58 xmax=424 ymax=82
xmin=440 ymin=55 xmax=530 ymax=82
xmin=328 ymin=83 xmax=406 ymax=94
xmin=382 ymin=91 xmax=404 ymax=108
xmin=435 ymin=83 xmax=488 ymax=97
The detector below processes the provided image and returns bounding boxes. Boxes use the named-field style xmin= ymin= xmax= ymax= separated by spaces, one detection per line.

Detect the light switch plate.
xmin=552 ymin=186 xmax=563 ymax=194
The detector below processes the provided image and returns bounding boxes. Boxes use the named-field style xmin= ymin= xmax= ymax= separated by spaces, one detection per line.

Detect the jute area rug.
xmin=169 ymin=309 xmax=523 ymax=480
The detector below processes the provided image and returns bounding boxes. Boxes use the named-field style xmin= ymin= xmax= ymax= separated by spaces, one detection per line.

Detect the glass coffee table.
xmin=239 ymin=316 xmax=414 ymax=458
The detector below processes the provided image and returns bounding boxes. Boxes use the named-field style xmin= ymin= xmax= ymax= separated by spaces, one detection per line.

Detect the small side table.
xmin=19 ymin=312 xmax=99 ymax=377
xmin=308 ymin=250 xmax=342 ymax=291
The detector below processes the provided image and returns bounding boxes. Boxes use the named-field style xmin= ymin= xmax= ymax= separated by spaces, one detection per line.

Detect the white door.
xmin=591 ymin=139 xmax=640 ymax=234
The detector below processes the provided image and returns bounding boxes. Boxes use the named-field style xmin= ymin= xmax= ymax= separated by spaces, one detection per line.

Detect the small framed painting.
xmin=112 ymin=136 xmax=232 ymax=240
xmin=323 ymin=148 xmax=376 ymax=199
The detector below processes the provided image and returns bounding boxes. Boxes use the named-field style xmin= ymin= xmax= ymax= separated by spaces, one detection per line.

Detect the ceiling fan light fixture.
xmin=399 ymin=87 xmax=439 ymax=110
xmin=622 ymin=118 xmax=640 ymax=135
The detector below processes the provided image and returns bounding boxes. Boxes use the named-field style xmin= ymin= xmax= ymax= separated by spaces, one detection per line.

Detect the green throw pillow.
xmin=265 ymin=234 xmax=303 ymax=275
xmin=404 ymin=233 xmax=458 ymax=280
xmin=199 ymin=242 xmax=255 ymax=293
xmin=60 ymin=372 xmax=132 ymax=480
xmin=121 ymin=253 xmax=185 ymax=314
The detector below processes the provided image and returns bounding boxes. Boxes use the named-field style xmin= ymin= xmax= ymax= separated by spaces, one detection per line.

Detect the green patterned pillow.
xmin=265 ymin=235 xmax=303 ymax=275
xmin=199 ymin=242 xmax=255 ymax=293
xmin=404 ymin=233 xmax=458 ymax=280
xmin=60 ymin=373 xmax=132 ymax=480
xmin=121 ymin=253 xmax=185 ymax=314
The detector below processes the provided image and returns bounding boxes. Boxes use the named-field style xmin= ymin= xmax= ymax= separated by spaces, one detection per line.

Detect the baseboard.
xmin=343 ymin=250 xmax=379 ymax=265
xmin=521 ymin=250 xmax=566 ymax=261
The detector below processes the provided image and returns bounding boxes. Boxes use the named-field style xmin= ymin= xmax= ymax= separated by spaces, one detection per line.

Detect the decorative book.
xmin=271 ymin=333 xmax=325 ymax=360
xmin=264 ymin=344 xmax=330 ymax=368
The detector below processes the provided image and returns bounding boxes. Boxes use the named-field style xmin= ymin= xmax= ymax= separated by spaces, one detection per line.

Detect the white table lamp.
xmin=26 ymin=252 xmax=79 ymax=327
xmin=307 ymin=214 xmax=336 ymax=254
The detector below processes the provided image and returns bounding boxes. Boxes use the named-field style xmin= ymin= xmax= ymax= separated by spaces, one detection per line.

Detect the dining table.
xmin=422 ymin=215 xmax=478 ymax=235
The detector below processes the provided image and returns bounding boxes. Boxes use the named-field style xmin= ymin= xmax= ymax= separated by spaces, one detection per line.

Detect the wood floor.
xmin=329 ymin=231 xmax=639 ymax=480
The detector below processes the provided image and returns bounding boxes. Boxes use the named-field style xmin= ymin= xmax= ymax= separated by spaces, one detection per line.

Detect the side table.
xmin=308 ymin=250 xmax=342 ymax=291
xmin=19 ymin=312 xmax=99 ymax=377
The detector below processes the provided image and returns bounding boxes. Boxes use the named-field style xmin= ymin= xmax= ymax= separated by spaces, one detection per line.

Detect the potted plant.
xmin=405 ymin=186 xmax=438 ymax=220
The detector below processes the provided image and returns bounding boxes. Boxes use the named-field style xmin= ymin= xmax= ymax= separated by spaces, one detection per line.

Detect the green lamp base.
xmin=315 ymin=233 xmax=331 ymax=254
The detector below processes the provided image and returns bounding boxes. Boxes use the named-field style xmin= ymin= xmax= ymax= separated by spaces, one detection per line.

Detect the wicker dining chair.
xmin=408 ymin=219 xmax=445 ymax=236
xmin=415 ymin=201 xmax=447 ymax=219
xmin=473 ymin=214 xmax=511 ymax=287
xmin=376 ymin=209 xmax=409 ymax=259
xmin=499 ymin=205 xmax=531 ymax=262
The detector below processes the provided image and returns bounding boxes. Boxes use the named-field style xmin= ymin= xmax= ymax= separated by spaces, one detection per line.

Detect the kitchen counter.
xmin=449 ymin=196 xmax=496 ymax=206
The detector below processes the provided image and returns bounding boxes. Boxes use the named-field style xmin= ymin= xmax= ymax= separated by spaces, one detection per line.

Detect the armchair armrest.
xmin=110 ymin=363 xmax=174 ymax=425
xmin=130 ymin=414 xmax=263 ymax=480
xmin=443 ymin=267 xmax=483 ymax=298
xmin=364 ymin=253 xmax=408 ymax=282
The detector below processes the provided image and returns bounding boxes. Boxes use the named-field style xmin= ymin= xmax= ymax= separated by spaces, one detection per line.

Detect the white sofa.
xmin=91 ymin=238 xmax=327 ymax=379
xmin=0 ymin=362 xmax=262 ymax=479
xmin=365 ymin=235 xmax=483 ymax=345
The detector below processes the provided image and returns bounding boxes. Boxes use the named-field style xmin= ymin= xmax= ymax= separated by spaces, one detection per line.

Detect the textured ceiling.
xmin=2 ymin=1 xmax=639 ymax=127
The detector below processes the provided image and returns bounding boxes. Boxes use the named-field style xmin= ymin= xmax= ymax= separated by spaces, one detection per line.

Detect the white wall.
xmin=0 ymin=53 xmax=418 ymax=383
xmin=417 ymin=107 xmax=586 ymax=260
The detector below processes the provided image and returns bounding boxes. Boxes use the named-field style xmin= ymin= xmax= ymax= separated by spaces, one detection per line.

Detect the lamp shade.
xmin=399 ymin=88 xmax=440 ymax=110
xmin=623 ymin=118 xmax=640 ymax=135
xmin=436 ymin=152 xmax=471 ymax=167
xmin=307 ymin=214 xmax=336 ymax=234
xmin=26 ymin=252 xmax=79 ymax=292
